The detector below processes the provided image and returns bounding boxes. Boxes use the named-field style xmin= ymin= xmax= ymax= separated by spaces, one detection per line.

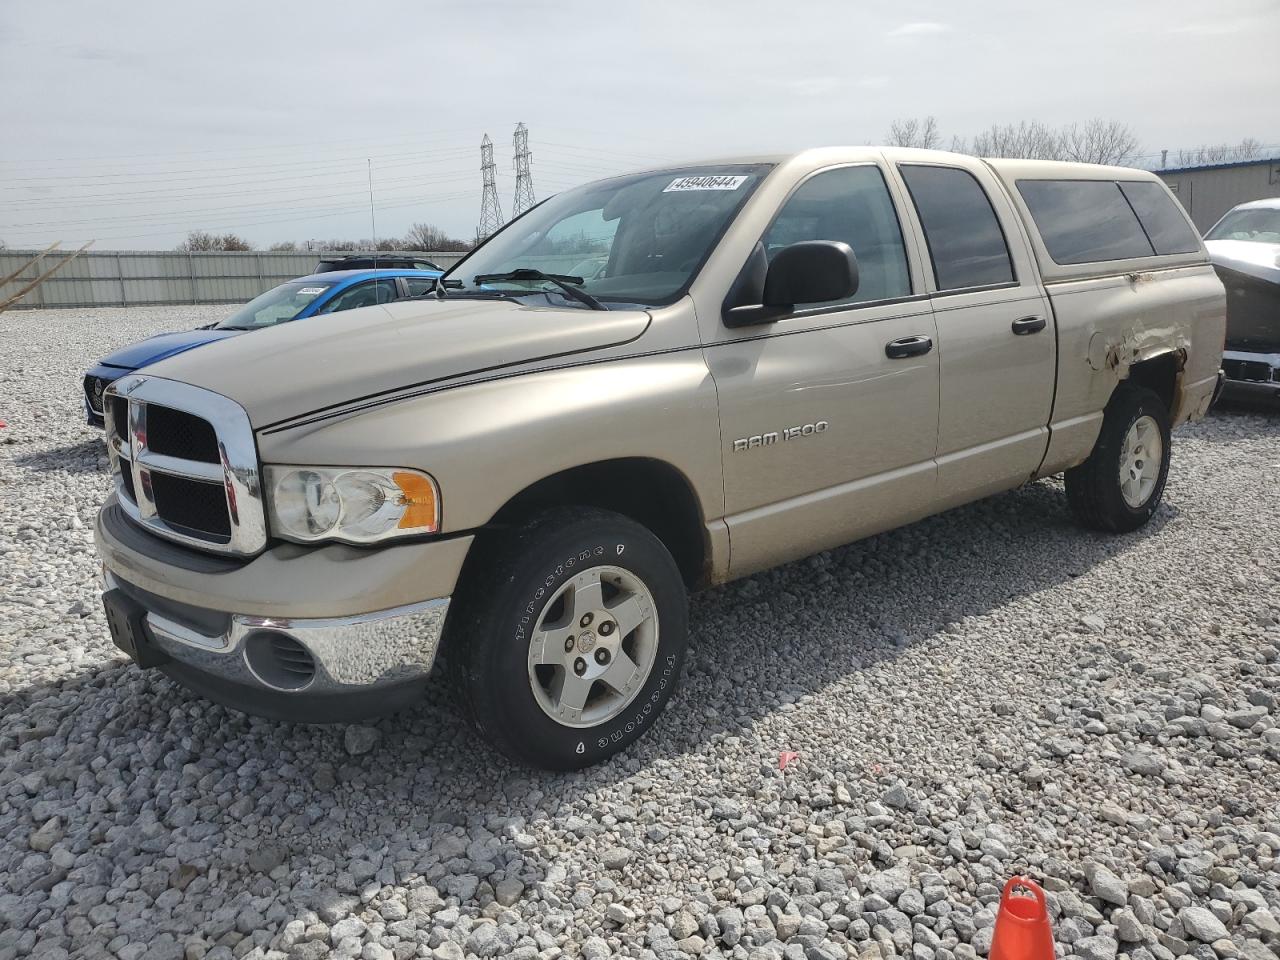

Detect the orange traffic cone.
xmin=990 ymin=876 xmax=1054 ymax=960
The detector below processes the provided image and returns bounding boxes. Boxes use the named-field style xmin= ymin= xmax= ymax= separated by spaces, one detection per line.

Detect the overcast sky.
xmin=2 ymin=0 xmax=1277 ymax=250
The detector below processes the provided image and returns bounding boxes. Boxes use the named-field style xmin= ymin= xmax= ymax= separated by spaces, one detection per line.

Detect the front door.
xmin=704 ymin=163 xmax=941 ymax=578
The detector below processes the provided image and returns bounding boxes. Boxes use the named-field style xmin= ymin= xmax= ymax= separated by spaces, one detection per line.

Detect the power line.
xmin=2 ymin=176 xmax=478 ymax=228
xmin=537 ymin=140 xmax=681 ymax=164
xmin=0 ymin=147 xmax=475 ymax=188
xmin=512 ymin=122 xmax=536 ymax=217
xmin=0 ymin=129 xmax=484 ymax=166
xmin=6 ymin=190 xmax=476 ymax=245
xmin=0 ymin=166 xmax=477 ymax=208
xmin=477 ymin=134 xmax=504 ymax=242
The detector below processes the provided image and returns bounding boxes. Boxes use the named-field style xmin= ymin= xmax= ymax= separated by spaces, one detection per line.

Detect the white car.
xmin=1204 ymin=197 xmax=1280 ymax=400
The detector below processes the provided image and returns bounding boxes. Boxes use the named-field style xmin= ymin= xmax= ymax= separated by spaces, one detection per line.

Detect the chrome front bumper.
xmin=105 ymin=569 xmax=449 ymax=718
xmin=1220 ymin=349 xmax=1280 ymax=401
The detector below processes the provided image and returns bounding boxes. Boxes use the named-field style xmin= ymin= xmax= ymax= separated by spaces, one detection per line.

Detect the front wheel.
xmin=1064 ymin=385 xmax=1172 ymax=532
xmin=448 ymin=507 xmax=689 ymax=770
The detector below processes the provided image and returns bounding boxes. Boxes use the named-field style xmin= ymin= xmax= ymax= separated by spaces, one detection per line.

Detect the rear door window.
xmin=899 ymin=165 xmax=1015 ymax=290
xmin=1117 ymin=181 xmax=1201 ymax=255
xmin=1017 ymin=180 xmax=1155 ymax=264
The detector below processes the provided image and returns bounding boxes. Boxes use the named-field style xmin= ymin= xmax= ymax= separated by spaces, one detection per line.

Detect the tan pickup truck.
xmin=95 ymin=147 xmax=1225 ymax=769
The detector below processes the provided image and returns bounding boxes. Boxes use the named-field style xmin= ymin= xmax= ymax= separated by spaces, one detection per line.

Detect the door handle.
xmin=885 ymin=335 xmax=933 ymax=359
xmin=1011 ymin=316 xmax=1047 ymax=335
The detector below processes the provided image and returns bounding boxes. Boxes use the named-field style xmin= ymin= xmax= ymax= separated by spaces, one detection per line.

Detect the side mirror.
xmin=764 ymin=240 xmax=859 ymax=307
xmin=723 ymin=240 xmax=859 ymax=327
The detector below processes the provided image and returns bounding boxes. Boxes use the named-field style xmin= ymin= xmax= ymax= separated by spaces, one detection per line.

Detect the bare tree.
xmin=968 ymin=120 xmax=1062 ymax=160
xmin=177 ymin=230 xmax=253 ymax=252
xmin=268 ymin=240 xmax=297 ymax=252
xmin=1058 ymin=119 xmax=1141 ymax=165
xmin=885 ymin=116 xmax=941 ymax=149
xmin=404 ymin=222 xmax=473 ymax=252
xmin=1175 ymin=138 xmax=1267 ymax=167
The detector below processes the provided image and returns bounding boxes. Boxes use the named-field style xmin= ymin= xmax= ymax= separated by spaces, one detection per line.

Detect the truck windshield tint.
xmin=443 ymin=165 xmax=773 ymax=307
xmin=216 ymin=281 xmax=334 ymax=330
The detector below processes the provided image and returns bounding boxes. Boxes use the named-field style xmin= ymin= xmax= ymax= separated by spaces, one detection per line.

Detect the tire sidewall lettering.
xmin=510 ymin=539 xmax=681 ymax=762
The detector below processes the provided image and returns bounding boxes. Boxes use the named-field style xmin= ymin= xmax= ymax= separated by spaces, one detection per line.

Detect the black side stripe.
xmin=259 ymin=316 xmax=652 ymax=432
xmin=260 ymin=343 xmax=704 ymax=435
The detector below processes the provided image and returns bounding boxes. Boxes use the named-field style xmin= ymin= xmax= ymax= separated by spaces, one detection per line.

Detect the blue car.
xmin=82 ymin=268 xmax=440 ymax=425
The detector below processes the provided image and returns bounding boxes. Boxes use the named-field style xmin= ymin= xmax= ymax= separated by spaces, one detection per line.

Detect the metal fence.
xmin=0 ymin=249 xmax=469 ymax=310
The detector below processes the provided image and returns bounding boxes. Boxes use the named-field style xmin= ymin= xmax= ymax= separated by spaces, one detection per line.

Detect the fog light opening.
xmin=243 ymin=630 xmax=316 ymax=692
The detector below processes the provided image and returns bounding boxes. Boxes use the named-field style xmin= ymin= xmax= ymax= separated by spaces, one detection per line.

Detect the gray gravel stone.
xmin=1114 ymin=907 xmax=1147 ymax=943
xmin=343 ymin=725 xmax=380 ymax=755
xmin=1180 ymin=907 xmax=1229 ymax=943
xmin=1086 ymin=864 xmax=1130 ymax=907
xmin=601 ymin=846 xmax=632 ymax=869
xmin=1076 ymin=936 xmax=1119 ymax=960
xmin=1122 ymin=750 xmax=1166 ymax=777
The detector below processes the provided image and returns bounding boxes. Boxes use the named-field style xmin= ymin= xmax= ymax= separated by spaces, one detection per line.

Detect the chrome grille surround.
xmin=104 ymin=375 xmax=266 ymax=556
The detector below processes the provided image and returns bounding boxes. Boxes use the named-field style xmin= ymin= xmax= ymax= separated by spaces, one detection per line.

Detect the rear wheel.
xmin=1065 ymin=385 xmax=1172 ymax=532
xmin=449 ymin=507 xmax=688 ymax=770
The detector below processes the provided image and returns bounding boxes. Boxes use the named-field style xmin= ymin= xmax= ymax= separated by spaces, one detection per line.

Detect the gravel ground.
xmin=2 ymin=304 xmax=1279 ymax=960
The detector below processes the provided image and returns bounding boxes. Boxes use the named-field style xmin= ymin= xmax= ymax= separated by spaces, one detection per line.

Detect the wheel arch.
xmin=481 ymin=457 xmax=711 ymax=590
xmin=1121 ymin=349 xmax=1182 ymax=415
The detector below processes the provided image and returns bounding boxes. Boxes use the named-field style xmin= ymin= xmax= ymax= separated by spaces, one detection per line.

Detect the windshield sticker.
xmin=296 ymin=287 xmax=327 ymax=295
xmin=663 ymin=175 xmax=749 ymax=193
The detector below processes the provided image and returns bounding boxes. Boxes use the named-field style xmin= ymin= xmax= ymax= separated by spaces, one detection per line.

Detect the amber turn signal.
xmin=393 ymin=470 xmax=440 ymax=532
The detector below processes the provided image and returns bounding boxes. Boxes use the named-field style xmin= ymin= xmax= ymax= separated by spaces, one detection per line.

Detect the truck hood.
xmin=98 ymin=328 xmax=243 ymax=369
xmin=144 ymin=298 xmax=651 ymax=428
xmin=1205 ymin=239 xmax=1280 ymax=285
xmin=1207 ymin=240 xmax=1280 ymax=350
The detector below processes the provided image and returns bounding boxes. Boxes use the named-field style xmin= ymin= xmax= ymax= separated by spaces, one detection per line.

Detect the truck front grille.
xmin=84 ymin=375 xmax=111 ymax=416
xmin=151 ymin=473 xmax=233 ymax=539
xmin=119 ymin=463 xmax=137 ymax=503
xmin=110 ymin=394 xmax=129 ymax=436
xmin=104 ymin=375 xmax=265 ymax=556
xmin=1222 ymin=357 xmax=1278 ymax=384
xmin=145 ymin=404 xmax=221 ymax=463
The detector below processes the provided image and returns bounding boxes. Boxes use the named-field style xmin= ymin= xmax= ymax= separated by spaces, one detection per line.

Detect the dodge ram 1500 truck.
xmin=94 ymin=148 xmax=1225 ymax=769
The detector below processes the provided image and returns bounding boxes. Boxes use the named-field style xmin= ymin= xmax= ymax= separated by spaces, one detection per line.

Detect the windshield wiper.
xmin=473 ymin=269 xmax=606 ymax=311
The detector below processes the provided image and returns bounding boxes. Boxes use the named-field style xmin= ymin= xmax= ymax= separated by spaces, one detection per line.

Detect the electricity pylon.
xmin=512 ymin=122 xmax=536 ymax=217
xmin=477 ymin=134 xmax=504 ymax=242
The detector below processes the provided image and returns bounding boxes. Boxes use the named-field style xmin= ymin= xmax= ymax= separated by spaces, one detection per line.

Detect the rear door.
xmin=893 ymin=160 xmax=1055 ymax=507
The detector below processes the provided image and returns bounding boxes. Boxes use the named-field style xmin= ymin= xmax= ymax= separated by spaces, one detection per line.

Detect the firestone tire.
xmin=448 ymin=507 xmax=689 ymax=770
xmin=1064 ymin=385 xmax=1172 ymax=533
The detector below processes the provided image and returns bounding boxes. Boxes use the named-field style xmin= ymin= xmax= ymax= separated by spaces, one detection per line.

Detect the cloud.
xmin=782 ymin=75 xmax=890 ymax=97
xmin=1168 ymin=19 xmax=1250 ymax=36
xmin=60 ymin=44 xmax=144 ymax=66
xmin=886 ymin=21 xmax=951 ymax=38
xmin=784 ymin=77 xmax=844 ymax=97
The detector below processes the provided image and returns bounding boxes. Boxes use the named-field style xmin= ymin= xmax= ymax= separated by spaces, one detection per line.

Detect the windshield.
xmin=1206 ymin=208 xmax=1280 ymax=243
xmin=216 ymin=280 xmax=334 ymax=330
xmin=444 ymin=164 xmax=772 ymax=308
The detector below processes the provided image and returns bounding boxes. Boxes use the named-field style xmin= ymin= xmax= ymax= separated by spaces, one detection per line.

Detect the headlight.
xmin=265 ymin=465 xmax=440 ymax=544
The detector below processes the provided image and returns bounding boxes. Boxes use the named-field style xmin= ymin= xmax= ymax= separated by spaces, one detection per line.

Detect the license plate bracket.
xmin=102 ymin=588 xmax=170 ymax=668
